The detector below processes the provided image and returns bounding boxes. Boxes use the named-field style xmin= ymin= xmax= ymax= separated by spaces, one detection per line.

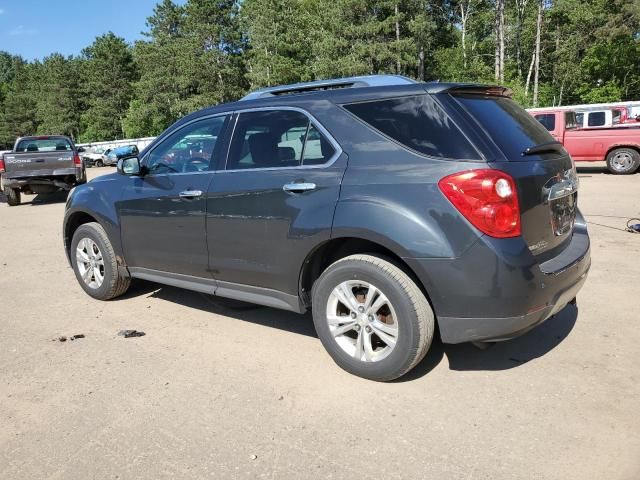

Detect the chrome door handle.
xmin=283 ymin=182 xmax=316 ymax=193
xmin=179 ymin=190 xmax=203 ymax=199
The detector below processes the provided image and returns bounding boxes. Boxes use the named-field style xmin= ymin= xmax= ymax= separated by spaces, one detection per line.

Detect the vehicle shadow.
xmin=0 ymin=191 xmax=68 ymax=205
xmin=122 ymin=280 xmax=578 ymax=379
xmin=576 ymin=165 xmax=609 ymax=175
xmin=399 ymin=303 xmax=579 ymax=381
xmin=120 ymin=280 xmax=317 ymax=338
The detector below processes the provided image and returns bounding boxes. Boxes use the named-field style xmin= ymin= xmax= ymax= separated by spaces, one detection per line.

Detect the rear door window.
xmin=454 ymin=95 xmax=554 ymax=160
xmin=226 ymin=110 xmax=336 ymax=170
xmin=534 ymin=114 xmax=556 ymax=131
xmin=343 ymin=94 xmax=477 ymax=160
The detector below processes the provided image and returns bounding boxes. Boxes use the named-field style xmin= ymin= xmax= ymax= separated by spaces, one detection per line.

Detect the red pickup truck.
xmin=530 ymin=108 xmax=640 ymax=174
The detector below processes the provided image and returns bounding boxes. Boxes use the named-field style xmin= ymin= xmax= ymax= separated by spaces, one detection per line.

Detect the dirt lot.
xmin=1 ymin=163 xmax=639 ymax=479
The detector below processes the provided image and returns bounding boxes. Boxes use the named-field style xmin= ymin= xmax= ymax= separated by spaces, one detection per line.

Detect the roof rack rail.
xmin=240 ymin=75 xmax=417 ymax=101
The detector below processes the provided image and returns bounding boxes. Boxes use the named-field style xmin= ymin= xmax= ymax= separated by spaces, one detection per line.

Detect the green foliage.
xmin=0 ymin=0 xmax=638 ymax=146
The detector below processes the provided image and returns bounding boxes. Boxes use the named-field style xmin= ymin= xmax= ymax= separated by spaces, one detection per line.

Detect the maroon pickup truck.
xmin=530 ymin=108 xmax=640 ymax=174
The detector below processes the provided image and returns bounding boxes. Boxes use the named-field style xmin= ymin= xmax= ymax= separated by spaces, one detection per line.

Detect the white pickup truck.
xmin=0 ymin=135 xmax=86 ymax=206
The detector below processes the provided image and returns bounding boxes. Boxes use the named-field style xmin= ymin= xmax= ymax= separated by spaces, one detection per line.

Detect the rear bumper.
xmin=2 ymin=169 xmax=84 ymax=190
xmin=405 ymin=217 xmax=591 ymax=344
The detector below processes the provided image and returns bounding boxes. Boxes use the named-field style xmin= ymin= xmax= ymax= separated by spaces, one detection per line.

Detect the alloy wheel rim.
xmin=326 ymin=280 xmax=399 ymax=362
xmin=612 ymin=152 xmax=632 ymax=172
xmin=76 ymin=238 xmax=105 ymax=289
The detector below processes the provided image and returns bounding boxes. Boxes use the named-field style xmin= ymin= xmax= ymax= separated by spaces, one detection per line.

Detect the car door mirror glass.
xmin=118 ymin=156 xmax=141 ymax=176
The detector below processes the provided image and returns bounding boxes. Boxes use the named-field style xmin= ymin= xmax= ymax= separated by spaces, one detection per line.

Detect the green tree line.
xmin=0 ymin=0 xmax=638 ymax=148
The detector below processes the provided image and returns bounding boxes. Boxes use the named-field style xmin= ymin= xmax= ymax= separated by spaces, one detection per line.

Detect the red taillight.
xmin=438 ymin=169 xmax=521 ymax=238
xmin=73 ymin=154 xmax=82 ymax=166
xmin=0 ymin=155 xmax=5 ymax=173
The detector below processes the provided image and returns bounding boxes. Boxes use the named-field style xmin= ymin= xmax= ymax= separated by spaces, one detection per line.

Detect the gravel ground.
xmin=1 ymin=163 xmax=639 ymax=479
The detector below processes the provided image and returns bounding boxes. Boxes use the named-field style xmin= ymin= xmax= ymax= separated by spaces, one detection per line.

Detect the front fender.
xmin=63 ymin=174 xmax=124 ymax=263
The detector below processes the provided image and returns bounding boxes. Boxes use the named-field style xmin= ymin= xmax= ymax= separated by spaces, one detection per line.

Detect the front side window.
xmin=575 ymin=113 xmax=584 ymax=126
xmin=612 ymin=109 xmax=622 ymax=124
xmin=565 ymin=112 xmax=578 ymax=129
xmin=146 ymin=116 xmax=228 ymax=175
xmin=226 ymin=110 xmax=335 ymax=170
xmin=344 ymin=94 xmax=477 ymax=160
xmin=587 ymin=111 xmax=606 ymax=127
xmin=534 ymin=114 xmax=556 ymax=131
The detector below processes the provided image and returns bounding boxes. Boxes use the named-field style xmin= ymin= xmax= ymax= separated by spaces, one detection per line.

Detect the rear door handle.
xmin=179 ymin=190 xmax=203 ymax=199
xmin=283 ymin=182 xmax=316 ymax=193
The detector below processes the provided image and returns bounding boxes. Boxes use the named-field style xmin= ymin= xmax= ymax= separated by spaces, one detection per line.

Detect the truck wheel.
xmin=96 ymin=160 xmax=103 ymax=167
xmin=71 ymin=222 xmax=131 ymax=300
xmin=312 ymin=254 xmax=434 ymax=381
xmin=6 ymin=188 xmax=21 ymax=206
xmin=606 ymin=148 xmax=640 ymax=174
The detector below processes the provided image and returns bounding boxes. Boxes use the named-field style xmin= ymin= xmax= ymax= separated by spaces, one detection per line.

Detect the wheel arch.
xmin=605 ymin=144 xmax=640 ymax=160
xmin=298 ymin=236 xmax=437 ymax=317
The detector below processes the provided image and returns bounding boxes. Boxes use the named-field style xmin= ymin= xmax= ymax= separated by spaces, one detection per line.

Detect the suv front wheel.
xmin=71 ymin=222 xmax=131 ymax=300
xmin=312 ymin=254 xmax=434 ymax=381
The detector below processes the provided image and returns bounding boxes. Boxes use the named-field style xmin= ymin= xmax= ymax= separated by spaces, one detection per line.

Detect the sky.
xmin=0 ymin=0 xmax=184 ymax=60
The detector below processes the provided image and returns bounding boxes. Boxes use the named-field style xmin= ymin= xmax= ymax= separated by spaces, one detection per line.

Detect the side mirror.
xmin=118 ymin=156 xmax=142 ymax=176
xmin=77 ymin=147 xmax=86 ymax=153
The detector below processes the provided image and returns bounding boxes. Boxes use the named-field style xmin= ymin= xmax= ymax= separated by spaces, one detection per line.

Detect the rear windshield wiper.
xmin=522 ymin=141 xmax=564 ymax=156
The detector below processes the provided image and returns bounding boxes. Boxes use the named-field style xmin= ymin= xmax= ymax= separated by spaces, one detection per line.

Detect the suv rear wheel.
xmin=71 ymin=222 xmax=130 ymax=300
xmin=606 ymin=148 xmax=640 ymax=174
xmin=6 ymin=188 xmax=21 ymax=206
xmin=312 ymin=254 xmax=434 ymax=381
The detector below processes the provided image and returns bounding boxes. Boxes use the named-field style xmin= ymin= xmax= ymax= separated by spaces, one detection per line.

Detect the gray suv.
xmin=63 ymin=76 xmax=590 ymax=381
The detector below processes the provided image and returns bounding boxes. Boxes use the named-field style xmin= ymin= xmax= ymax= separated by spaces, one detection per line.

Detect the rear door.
xmin=206 ymin=108 xmax=345 ymax=296
xmin=449 ymin=94 xmax=578 ymax=259
xmin=4 ymin=137 xmax=75 ymax=177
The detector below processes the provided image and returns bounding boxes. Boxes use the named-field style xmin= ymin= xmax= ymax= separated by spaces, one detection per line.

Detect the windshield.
xmin=453 ymin=95 xmax=555 ymax=160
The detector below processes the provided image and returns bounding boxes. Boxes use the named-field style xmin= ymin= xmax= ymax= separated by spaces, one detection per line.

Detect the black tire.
xmin=606 ymin=148 xmax=640 ymax=175
xmin=312 ymin=254 xmax=434 ymax=381
xmin=95 ymin=160 xmax=103 ymax=167
xmin=6 ymin=188 xmax=21 ymax=206
xmin=70 ymin=222 xmax=130 ymax=300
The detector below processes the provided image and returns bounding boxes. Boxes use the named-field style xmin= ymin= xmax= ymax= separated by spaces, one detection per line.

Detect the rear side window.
xmin=343 ymin=95 xmax=477 ymax=160
xmin=588 ymin=112 xmax=605 ymax=127
xmin=534 ymin=114 xmax=556 ymax=131
xmin=15 ymin=138 xmax=72 ymax=152
xmin=454 ymin=95 xmax=553 ymax=160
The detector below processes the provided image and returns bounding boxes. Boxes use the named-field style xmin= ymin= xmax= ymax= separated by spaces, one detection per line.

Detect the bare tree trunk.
xmin=494 ymin=0 xmax=505 ymax=81
xmin=418 ymin=46 xmax=425 ymax=81
xmin=514 ymin=0 xmax=529 ymax=80
xmin=525 ymin=49 xmax=535 ymax=97
xmin=395 ymin=3 xmax=401 ymax=74
xmin=533 ymin=0 xmax=543 ymax=106
xmin=460 ymin=2 xmax=468 ymax=69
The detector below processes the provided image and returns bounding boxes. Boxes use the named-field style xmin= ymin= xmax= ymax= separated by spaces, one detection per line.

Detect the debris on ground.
xmin=250 ymin=455 xmax=257 ymax=460
xmin=52 ymin=334 xmax=85 ymax=342
xmin=117 ymin=330 xmax=146 ymax=338
xmin=626 ymin=219 xmax=640 ymax=233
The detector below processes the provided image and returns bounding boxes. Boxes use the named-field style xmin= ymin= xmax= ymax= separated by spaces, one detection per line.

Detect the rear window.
xmin=343 ymin=95 xmax=477 ymax=160
xmin=454 ymin=95 xmax=554 ymax=160
xmin=15 ymin=138 xmax=72 ymax=152
xmin=534 ymin=113 xmax=556 ymax=131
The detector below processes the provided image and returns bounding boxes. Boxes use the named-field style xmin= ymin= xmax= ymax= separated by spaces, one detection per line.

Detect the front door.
xmin=206 ymin=108 xmax=346 ymax=296
xmin=117 ymin=115 xmax=229 ymax=278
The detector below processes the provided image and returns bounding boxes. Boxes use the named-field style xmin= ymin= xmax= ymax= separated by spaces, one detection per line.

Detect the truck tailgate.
xmin=2 ymin=151 xmax=76 ymax=177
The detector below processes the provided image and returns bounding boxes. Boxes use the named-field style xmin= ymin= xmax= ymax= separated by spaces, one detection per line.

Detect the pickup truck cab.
xmin=530 ymin=108 xmax=640 ymax=174
xmin=0 ymin=135 xmax=86 ymax=206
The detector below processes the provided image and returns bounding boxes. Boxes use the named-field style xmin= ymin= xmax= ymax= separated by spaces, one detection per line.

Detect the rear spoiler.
xmin=443 ymin=85 xmax=514 ymax=98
